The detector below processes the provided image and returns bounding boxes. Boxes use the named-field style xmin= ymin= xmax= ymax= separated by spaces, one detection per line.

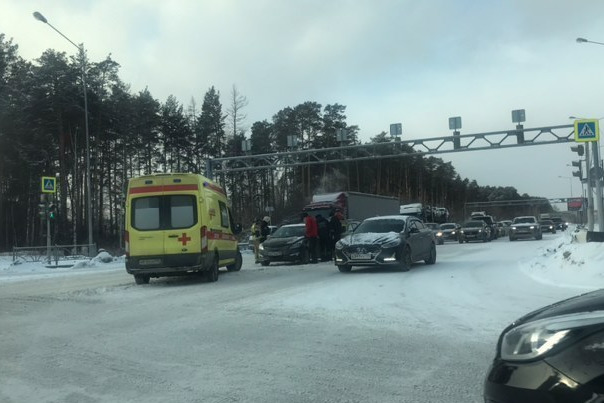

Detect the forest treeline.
xmin=0 ymin=34 xmax=547 ymax=251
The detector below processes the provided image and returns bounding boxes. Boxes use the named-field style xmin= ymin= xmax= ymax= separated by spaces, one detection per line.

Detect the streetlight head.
xmin=33 ymin=11 xmax=48 ymax=23
xmin=576 ymin=37 xmax=588 ymax=43
xmin=569 ymin=116 xmax=578 ymax=120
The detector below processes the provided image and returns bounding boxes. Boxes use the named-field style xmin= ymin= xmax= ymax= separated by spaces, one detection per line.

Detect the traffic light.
xmin=571 ymin=144 xmax=585 ymax=156
xmin=48 ymin=203 xmax=56 ymax=220
xmin=38 ymin=194 xmax=47 ymax=219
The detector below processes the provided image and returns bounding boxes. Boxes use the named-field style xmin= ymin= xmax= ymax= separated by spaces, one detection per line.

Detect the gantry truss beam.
xmin=208 ymin=124 xmax=574 ymax=175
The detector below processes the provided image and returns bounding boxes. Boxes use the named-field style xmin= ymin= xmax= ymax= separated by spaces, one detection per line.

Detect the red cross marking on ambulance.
xmin=178 ymin=233 xmax=191 ymax=246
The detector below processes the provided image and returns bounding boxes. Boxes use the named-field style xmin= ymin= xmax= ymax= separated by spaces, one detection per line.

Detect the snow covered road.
xmin=0 ymin=232 xmax=601 ymax=402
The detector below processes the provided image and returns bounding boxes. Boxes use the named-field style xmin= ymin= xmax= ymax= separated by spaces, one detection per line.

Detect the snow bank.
xmin=520 ymin=229 xmax=604 ymax=290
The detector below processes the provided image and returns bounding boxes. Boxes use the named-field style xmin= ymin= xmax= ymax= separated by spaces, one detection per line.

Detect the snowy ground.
xmin=0 ymin=228 xmax=602 ymax=402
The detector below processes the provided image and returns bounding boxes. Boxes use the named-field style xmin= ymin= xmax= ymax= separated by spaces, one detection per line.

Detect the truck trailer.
xmin=302 ymin=191 xmax=399 ymax=222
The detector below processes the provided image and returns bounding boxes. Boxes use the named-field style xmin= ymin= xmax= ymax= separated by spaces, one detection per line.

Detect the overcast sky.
xmin=3 ymin=0 xmax=604 ymax=204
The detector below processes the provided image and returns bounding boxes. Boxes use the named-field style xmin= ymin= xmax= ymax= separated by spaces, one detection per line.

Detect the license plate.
xmin=139 ymin=258 xmax=161 ymax=266
xmin=350 ymin=253 xmax=371 ymax=260
xmin=266 ymin=251 xmax=281 ymax=256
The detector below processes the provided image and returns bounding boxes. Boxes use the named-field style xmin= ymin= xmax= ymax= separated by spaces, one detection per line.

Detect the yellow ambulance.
xmin=125 ymin=173 xmax=242 ymax=285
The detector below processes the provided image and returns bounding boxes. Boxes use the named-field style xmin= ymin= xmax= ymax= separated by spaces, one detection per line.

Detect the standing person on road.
xmin=302 ymin=212 xmax=319 ymax=263
xmin=260 ymin=216 xmax=271 ymax=243
xmin=328 ymin=210 xmax=343 ymax=257
xmin=316 ymin=214 xmax=329 ymax=261
xmin=251 ymin=219 xmax=261 ymax=263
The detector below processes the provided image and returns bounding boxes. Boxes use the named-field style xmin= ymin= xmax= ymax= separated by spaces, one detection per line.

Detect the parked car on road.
xmin=509 ymin=216 xmax=542 ymax=241
xmin=539 ymin=219 xmax=557 ymax=234
xmin=551 ymin=216 xmax=568 ymax=231
xmin=334 ymin=215 xmax=436 ymax=273
xmin=484 ymin=288 xmax=604 ymax=402
xmin=459 ymin=220 xmax=491 ymax=243
xmin=472 ymin=215 xmax=498 ymax=240
xmin=439 ymin=223 xmax=460 ymax=243
xmin=258 ymin=224 xmax=308 ymax=266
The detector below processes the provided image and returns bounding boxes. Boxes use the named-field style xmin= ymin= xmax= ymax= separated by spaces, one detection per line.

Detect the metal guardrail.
xmin=12 ymin=244 xmax=97 ymax=266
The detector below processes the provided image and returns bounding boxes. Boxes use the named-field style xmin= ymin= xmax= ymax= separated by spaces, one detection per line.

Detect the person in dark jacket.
xmin=328 ymin=210 xmax=343 ymax=255
xmin=259 ymin=216 xmax=271 ymax=243
xmin=316 ymin=214 xmax=330 ymax=261
xmin=302 ymin=212 xmax=318 ymax=263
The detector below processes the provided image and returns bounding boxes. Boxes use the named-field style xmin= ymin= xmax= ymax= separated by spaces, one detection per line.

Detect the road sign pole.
xmin=593 ymin=139 xmax=604 ymax=231
xmin=586 ymin=142 xmax=594 ymax=231
xmin=46 ymin=210 xmax=51 ymax=264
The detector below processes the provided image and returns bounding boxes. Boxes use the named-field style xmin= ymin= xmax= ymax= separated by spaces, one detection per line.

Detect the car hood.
xmin=512 ymin=289 xmax=604 ymax=327
xmin=262 ymin=236 xmax=304 ymax=247
xmin=512 ymin=222 xmax=537 ymax=227
xmin=340 ymin=232 xmax=400 ymax=245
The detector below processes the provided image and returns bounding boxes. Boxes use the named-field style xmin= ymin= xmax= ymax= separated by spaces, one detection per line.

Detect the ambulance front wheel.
xmin=134 ymin=275 xmax=150 ymax=285
xmin=227 ymin=250 xmax=242 ymax=272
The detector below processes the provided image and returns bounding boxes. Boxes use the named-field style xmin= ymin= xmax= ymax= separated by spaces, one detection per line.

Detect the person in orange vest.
xmin=302 ymin=212 xmax=319 ymax=263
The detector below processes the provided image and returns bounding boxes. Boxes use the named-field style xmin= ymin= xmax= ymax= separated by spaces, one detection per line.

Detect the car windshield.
xmin=463 ymin=221 xmax=484 ymax=228
xmin=440 ymin=224 xmax=456 ymax=230
xmin=355 ymin=219 xmax=406 ymax=234
xmin=271 ymin=226 xmax=305 ymax=238
xmin=514 ymin=217 xmax=536 ymax=224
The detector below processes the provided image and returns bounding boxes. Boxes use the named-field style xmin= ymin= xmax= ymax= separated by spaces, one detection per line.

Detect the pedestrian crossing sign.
xmin=41 ymin=176 xmax=56 ymax=193
xmin=574 ymin=119 xmax=599 ymax=143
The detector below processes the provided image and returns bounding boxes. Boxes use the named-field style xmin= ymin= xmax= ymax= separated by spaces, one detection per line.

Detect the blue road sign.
xmin=41 ymin=176 xmax=56 ymax=194
xmin=574 ymin=119 xmax=599 ymax=142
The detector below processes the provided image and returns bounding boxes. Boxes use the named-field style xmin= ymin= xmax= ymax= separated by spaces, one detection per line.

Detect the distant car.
xmin=539 ymin=219 xmax=557 ymax=234
xmin=438 ymin=223 xmax=460 ymax=243
xmin=334 ymin=215 xmax=436 ymax=273
xmin=425 ymin=222 xmax=444 ymax=245
xmin=551 ymin=216 xmax=568 ymax=231
xmin=509 ymin=216 xmax=542 ymax=241
xmin=472 ymin=215 xmax=498 ymax=240
xmin=484 ymin=288 xmax=604 ymax=402
xmin=459 ymin=220 xmax=491 ymax=243
xmin=495 ymin=222 xmax=507 ymax=237
xmin=258 ymin=224 xmax=308 ymax=265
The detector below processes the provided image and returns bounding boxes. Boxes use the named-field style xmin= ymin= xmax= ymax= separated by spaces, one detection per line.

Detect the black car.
xmin=439 ymin=222 xmax=461 ymax=243
xmin=425 ymin=222 xmax=444 ymax=245
xmin=551 ymin=217 xmax=568 ymax=231
xmin=539 ymin=219 xmax=557 ymax=234
xmin=473 ymin=215 xmax=498 ymax=240
xmin=509 ymin=216 xmax=542 ymax=241
xmin=334 ymin=215 xmax=436 ymax=273
xmin=258 ymin=224 xmax=309 ymax=265
xmin=484 ymin=289 xmax=604 ymax=402
xmin=458 ymin=220 xmax=491 ymax=243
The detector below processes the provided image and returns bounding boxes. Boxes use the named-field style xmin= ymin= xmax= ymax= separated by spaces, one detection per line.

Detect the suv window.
xmin=219 ymin=201 xmax=230 ymax=228
xmin=133 ymin=197 xmax=160 ymax=230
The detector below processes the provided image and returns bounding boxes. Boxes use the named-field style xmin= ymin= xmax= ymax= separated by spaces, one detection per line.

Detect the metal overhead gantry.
xmin=206 ymin=124 xmax=575 ymax=176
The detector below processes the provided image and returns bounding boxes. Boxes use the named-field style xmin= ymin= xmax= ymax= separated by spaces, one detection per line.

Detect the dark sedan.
xmin=439 ymin=223 xmax=461 ymax=243
xmin=458 ymin=220 xmax=491 ymax=243
xmin=484 ymin=289 xmax=604 ymax=402
xmin=539 ymin=219 xmax=557 ymax=234
xmin=258 ymin=224 xmax=309 ymax=266
xmin=334 ymin=215 xmax=436 ymax=273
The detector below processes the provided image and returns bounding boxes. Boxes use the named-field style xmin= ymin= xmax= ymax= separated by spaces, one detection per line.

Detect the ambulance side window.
xmin=169 ymin=195 xmax=196 ymax=229
xmin=132 ymin=197 xmax=160 ymax=230
xmin=218 ymin=201 xmax=229 ymax=228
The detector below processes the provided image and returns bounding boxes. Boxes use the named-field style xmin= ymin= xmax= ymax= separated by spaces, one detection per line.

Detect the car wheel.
xmin=260 ymin=260 xmax=270 ymax=266
xmin=536 ymin=234 xmax=543 ymax=240
xmin=509 ymin=236 xmax=515 ymax=241
xmin=206 ymin=255 xmax=219 ymax=282
xmin=552 ymin=230 xmax=556 ymax=234
xmin=400 ymin=246 xmax=412 ymax=272
xmin=437 ymin=239 xmax=444 ymax=245
xmin=226 ymin=250 xmax=242 ymax=272
xmin=299 ymin=248 xmax=310 ymax=264
xmin=424 ymin=243 xmax=436 ymax=265
xmin=338 ymin=265 xmax=351 ymax=273
xmin=458 ymin=238 xmax=464 ymax=244
xmin=134 ymin=275 xmax=150 ymax=285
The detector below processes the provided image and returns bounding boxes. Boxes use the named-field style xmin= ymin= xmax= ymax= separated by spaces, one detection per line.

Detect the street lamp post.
xmin=34 ymin=11 xmax=95 ymax=255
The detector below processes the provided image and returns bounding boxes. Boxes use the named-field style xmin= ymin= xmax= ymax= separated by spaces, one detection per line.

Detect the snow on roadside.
xmin=520 ymin=229 xmax=604 ymax=290
xmin=0 ymin=252 xmax=125 ymax=283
